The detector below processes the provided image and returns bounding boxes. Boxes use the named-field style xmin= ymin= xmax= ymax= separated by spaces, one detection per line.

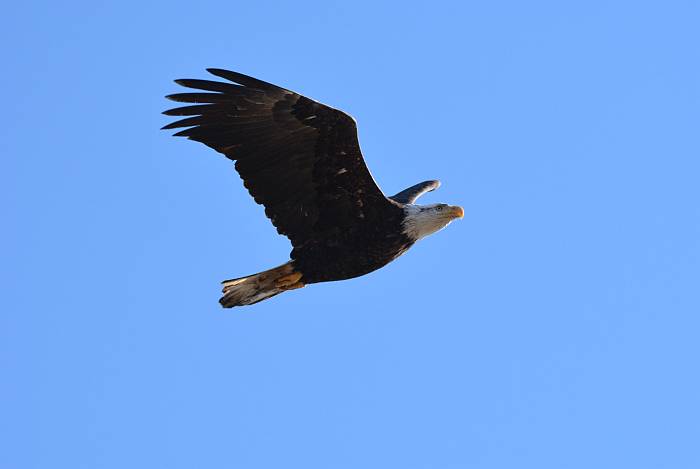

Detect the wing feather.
xmin=163 ymin=68 xmax=401 ymax=247
xmin=389 ymin=180 xmax=441 ymax=204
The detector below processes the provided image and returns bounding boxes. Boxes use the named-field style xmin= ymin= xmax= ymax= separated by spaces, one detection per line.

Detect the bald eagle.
xmin=163 ymin=69 xmax=463 ymax=307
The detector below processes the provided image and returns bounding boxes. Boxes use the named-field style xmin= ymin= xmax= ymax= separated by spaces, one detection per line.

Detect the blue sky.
xmin=3 ymin=1 xmax=699 ymax=468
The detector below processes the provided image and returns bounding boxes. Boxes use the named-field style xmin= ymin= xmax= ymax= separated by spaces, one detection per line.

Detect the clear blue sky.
xmin=3 ymin=1 xmax=699 ymax=468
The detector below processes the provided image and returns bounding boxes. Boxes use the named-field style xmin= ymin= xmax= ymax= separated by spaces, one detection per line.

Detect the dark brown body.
xmin=291 ymin=214 xmax=414 ymax=284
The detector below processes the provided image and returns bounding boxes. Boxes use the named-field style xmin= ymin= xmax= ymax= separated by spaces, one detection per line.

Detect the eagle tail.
xmin=219 ymin=262 xmax=304 ymax=308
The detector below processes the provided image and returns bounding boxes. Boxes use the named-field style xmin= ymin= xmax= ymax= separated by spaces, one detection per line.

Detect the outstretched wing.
xmin=163 ymin=69 xmax=400 ymax=247
xmin=389 ymin=180 xmax=441 ymax=204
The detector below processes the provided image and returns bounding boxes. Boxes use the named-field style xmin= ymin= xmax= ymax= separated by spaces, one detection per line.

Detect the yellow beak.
xmin=449 ymin=205 xmax=464 ymax=219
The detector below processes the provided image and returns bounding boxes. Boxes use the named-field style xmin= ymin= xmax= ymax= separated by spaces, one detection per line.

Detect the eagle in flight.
xmin=163 ymin=69 xmax=463 ymax=307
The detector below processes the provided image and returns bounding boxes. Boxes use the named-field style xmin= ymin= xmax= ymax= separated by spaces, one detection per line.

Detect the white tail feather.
xmin=219 ymin=262 xmax=302 ymax=308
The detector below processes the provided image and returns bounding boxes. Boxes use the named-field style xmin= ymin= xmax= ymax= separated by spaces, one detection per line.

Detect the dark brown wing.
xmin=389 ymin=180 xmax=441 ymax=204
xmin=163 ymin=68 xmax=400 ymax=247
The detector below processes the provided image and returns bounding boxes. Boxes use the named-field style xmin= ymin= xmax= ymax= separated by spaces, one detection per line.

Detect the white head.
xmin=402 ymin=203 xmax=464 ymax=241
